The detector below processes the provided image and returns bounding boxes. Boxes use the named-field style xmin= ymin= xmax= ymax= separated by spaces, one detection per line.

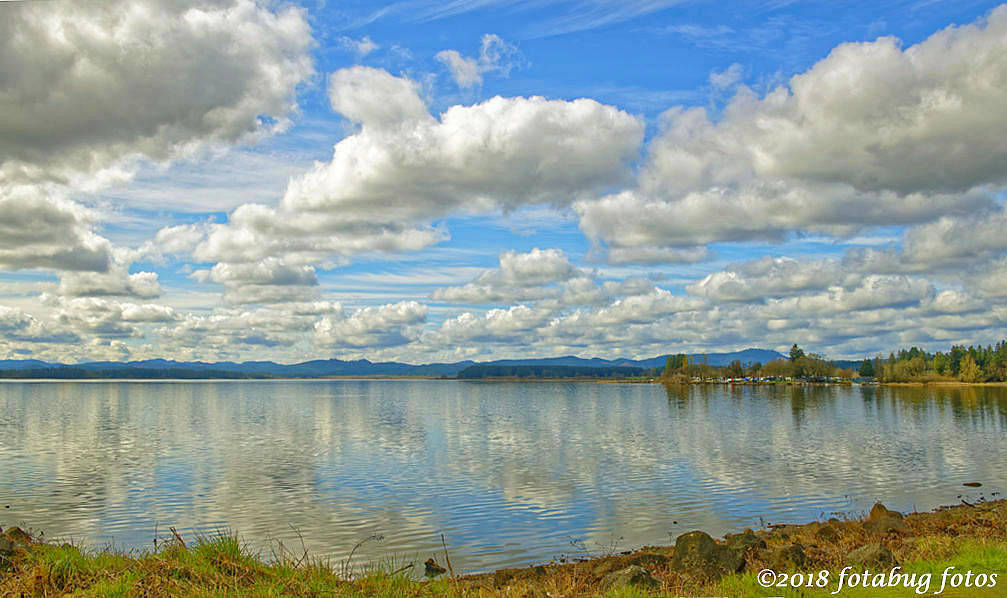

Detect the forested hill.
xmin=0 ymin=348 xmax=784 ymax=379
xmin=457 ymin=365 xmax=645 ymax=379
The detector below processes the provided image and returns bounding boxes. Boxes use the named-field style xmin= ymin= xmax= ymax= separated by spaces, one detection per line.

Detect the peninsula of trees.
xmin=660 ymin=340 xmax=1007 ymax=384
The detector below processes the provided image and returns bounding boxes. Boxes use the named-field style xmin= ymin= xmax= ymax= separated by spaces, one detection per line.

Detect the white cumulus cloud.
xmin=577 ymin=7 xmax=1007 ymax=261
xmin=193 ymin=68 xmax=643 ymax=266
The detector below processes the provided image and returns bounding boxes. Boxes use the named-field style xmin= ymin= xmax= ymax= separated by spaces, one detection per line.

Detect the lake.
xmin=1 ymin=380 xmax=1004 ymax=573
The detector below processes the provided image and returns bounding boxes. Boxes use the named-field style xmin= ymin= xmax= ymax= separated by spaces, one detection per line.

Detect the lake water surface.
xmin=1 ymin=380 xmax=1005 ymax=573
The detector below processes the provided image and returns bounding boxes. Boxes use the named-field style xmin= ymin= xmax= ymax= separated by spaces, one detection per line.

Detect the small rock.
xmin=623 ymin=551 xmax=671 ymax=570
xmin=846 ymin=543 xmax=898 ymax=569
xmin=725 ymin=529 xmax=766 ymax=555
xmin=600 ymin=565 xmax=661 ymax=590
xmin=424 ymin=557 xmax=447 ymax=578
xmin=769 ymin=544 xmax=806 ymax=571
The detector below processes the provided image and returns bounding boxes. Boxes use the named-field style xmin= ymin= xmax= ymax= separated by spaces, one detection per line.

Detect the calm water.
xmin=1 ymin=380 xmax=1005 ymax=573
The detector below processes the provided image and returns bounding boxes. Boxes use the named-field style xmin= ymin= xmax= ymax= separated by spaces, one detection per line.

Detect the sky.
xmin=2 ymin=0 xmax=1007 ymax=365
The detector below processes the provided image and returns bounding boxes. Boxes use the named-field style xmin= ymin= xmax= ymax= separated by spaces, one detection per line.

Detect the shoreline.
xmin=3 ymin=498 xmax=1005 ymax=596
xmin=4 ymin=376 xmax=1005 ymax=386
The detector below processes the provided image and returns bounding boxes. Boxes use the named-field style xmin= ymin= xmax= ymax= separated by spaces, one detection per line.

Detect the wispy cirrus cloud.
xmin=352 ymin=0 xmax=693 ymax=38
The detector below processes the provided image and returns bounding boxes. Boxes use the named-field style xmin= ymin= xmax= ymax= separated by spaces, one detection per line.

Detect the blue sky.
xmin=2 ymin=0 xmax=1006 ymax=364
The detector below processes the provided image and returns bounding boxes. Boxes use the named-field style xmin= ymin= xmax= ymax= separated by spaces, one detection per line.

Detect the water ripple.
xmin=1 ymin=381 xmax=1006 ymax=573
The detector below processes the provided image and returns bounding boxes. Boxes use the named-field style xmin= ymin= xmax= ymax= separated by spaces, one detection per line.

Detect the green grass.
xmin=3 ymin=537 xmax=1006 ymax=597
xmin=4 ymin=501 xmax=1007 ymax=597
xmin=713 ymin=540 xmax=1007 ymax=598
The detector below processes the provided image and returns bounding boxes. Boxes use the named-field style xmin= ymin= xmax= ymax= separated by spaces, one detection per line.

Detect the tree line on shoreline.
xmin=661 ymin=340 xmax=1007 ymax=384
xmin=861 ymin=341 xmax=1007 ymax=383
xmin=660 ymin=343 xmax=851 ymax=383
xmin=0 ymin=367 xmax=272 ymax=379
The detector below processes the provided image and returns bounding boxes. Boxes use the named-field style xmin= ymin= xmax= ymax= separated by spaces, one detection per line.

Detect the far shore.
xmin=5 ymin=376 xmax=1007 ymax=387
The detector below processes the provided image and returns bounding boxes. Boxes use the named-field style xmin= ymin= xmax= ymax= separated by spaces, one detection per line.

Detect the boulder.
xmin=769 ymin=544 xmax=806 ymax=571
xmin=600 ymin=565 xmax=661 ymax=590
xmin=670 ymin=531 xmax=744 ymax=579
xmin=846 ymin=544 xmax=898 ymax=569
xmin=3 ymin=527 xmax=29 ymax=544
xmin=865 ymin=503 xmax=906 ymax=535
xmin=868 ymin=503 xmax=903 ymax=521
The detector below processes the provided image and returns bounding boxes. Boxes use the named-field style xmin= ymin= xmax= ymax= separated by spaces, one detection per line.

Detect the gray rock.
xmin=601 ymin=565 xmax=661 ymax=590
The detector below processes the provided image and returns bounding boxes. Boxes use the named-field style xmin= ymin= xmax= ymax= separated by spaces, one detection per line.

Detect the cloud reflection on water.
xmin=0 ymin=381 xmax=1005 ymax=572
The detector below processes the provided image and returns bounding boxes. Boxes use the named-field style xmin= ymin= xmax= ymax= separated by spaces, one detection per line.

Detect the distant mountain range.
xmin=0 ymin=348 xmax=785 ymax=378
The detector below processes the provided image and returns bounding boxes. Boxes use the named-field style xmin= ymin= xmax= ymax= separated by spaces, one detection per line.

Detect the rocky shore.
xmin=454 ymin=499 xmax=1006 ymax=595
xmin=2 ymin=499 xmax=1005 ymax=596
